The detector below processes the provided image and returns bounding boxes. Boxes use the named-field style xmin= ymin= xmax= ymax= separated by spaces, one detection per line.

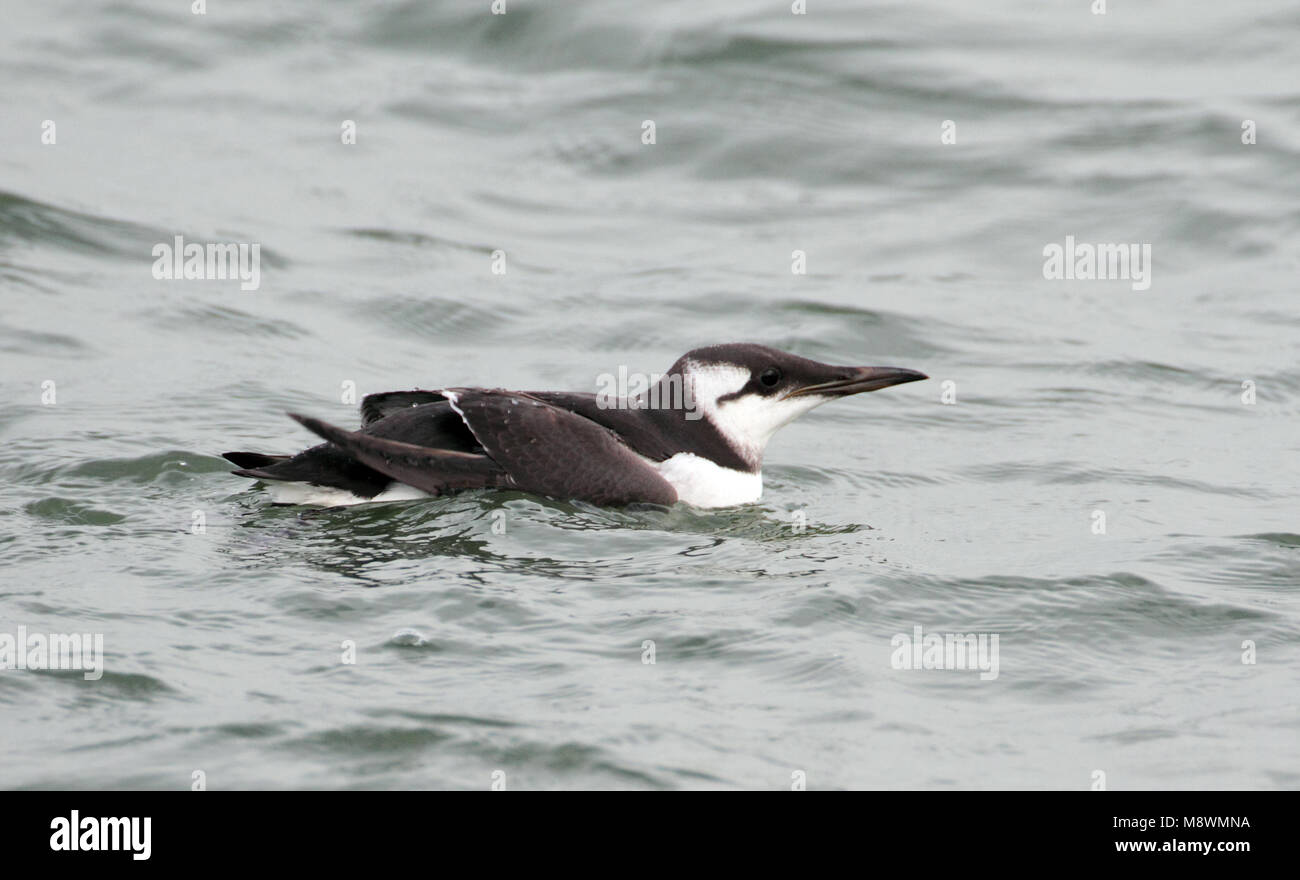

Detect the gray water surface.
xmin=1 ymin=0 xmax=1298 ymax=789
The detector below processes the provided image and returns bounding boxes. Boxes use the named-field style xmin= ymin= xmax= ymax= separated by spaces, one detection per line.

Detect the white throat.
xmin=685 ymin=361 xmax=830 ymax=469
xmin=644 ymin=361 xmax=832 ymax=507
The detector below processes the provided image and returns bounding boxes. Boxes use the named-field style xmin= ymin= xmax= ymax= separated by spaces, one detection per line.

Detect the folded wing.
xmin=291 ymin=389 xmax=677 ymax=506
xmin=288 ymin=413 xmax=506 ymax=495
xmin=443 ymin=389 xmax=678 ymax=506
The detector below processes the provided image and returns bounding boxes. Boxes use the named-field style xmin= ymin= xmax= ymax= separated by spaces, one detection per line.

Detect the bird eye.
xmin=759 ymin=367 xmax=782 ymax=387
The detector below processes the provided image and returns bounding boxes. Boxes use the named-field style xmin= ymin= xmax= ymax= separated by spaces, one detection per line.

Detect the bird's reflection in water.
xmin=219 ymin=488 xmax=866 ymax=587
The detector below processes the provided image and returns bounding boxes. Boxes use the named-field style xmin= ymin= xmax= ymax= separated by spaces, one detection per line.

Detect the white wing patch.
xmin=441 ymin=387 xmax=496 ymax=457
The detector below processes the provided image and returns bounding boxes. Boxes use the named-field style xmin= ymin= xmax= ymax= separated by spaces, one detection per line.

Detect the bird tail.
xmin=222 ymin=451 xmax=290 ymax=477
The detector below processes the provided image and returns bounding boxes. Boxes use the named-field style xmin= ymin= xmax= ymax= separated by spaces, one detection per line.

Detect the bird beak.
xmin=785 ymin=365 xmax=929 ymax=398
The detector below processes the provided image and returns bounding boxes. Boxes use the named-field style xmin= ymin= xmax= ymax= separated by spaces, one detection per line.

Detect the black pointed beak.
xmin=785 ymin=365 xmax=929 ymax=398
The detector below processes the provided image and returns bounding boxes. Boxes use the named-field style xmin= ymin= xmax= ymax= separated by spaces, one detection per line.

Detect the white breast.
xmin=654 ymin=452 xmax=762 ymax=508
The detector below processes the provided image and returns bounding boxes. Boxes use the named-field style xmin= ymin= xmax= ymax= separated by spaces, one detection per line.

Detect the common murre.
xmin=223 ymin=344 xmax=927 ymax=509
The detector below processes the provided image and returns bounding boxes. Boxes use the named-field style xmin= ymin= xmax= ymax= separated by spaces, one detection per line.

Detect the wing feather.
xmin=440 ymin=390 xmax=677 ymax=506
xmin=288 ymin=414 xmax=505 ymax=495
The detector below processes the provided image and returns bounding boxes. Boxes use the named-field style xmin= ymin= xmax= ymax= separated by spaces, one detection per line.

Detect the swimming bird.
xmin=223 ymin=343 xmax=927 ymax=508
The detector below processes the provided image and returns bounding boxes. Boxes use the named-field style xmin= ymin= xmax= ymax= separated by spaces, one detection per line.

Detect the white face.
xmin=686 ymin=361 xmax=831 ymax=467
